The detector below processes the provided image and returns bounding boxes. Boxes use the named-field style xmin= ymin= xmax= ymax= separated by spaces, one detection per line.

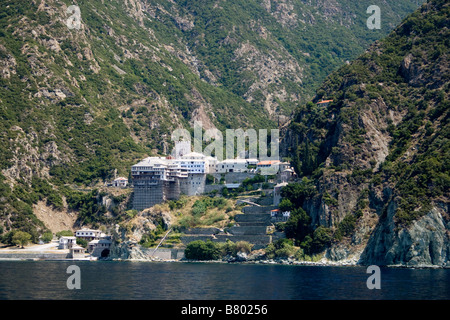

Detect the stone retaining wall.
xmin=228 ymin=225 xmax=268 ymax=235
xmin=0 ymin=252 xmax=70 ymax=260
xmin=242 ymin=205 xmax=277 ymax=214
xmin=234 ymin=213 xmax=271 ymax=224
xmin=180 ymin=234 xmax=273 ymax=249
xmin=137 ymin=248 xmax=185 ymax=260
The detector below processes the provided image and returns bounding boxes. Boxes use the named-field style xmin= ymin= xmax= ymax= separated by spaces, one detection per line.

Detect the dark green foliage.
xmin=205 ymin=174 xmax=215 ymax=185
xmin=31 ymin=177 xmax=63 ymax=209
xmin=66 ymin=189 xmax=109 ymax=226
xmin=174 ymin=0 xmax=420 ymax=112
xmin=184 ymin=240 xmax=221 ymax=260
xmin=41 ymin=231 xmax=53 ymax=243
xmin=265 ymin=239 xmax=296 ymax=259
xmin=191 ymin=200 xmax=208 ymax=216
xmin=168 ymin=197 xmax=188 ymax=211
xmin=241 ymin=174 xmax=265 ymax=190
xmin=190 ymin=197 xmax=227 ymax=216
xmin=279 ymin=178 xmax=333 ymax=253
xmin=184 ymin=239 xmax=253 ymax=260
xmin=278 ymin=199 xmax=294 ymax=212
xmin=76 ymin=238 xmax=88 ymax=248
xmin=334 ymin=215 xmax=357 ymax=241
xmin=288 ymin=0 xmax=449 ymax=229
xmin=140 ymin=218 xmax=167 ymax=248
xmin=0 ymin=175 xmax=49 ymax=244
xmin=280 ymin=178 xmax=316 ymax=208
xmin=283 ymin=208 xmax=312 ymax=244
xmin=56 ymin=230 xmax=74 ymax=238
xmin=310 ymin=226 xmax=333 ymax=253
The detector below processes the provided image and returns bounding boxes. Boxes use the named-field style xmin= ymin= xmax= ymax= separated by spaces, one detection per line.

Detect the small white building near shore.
xmin=68 ymin=245 xmax=86 ymax=259
xmin=58 ymin=236 xmax=76 ymax=249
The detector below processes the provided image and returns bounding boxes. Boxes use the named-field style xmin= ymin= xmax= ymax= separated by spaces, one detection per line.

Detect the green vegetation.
xmin=265 ymin=239 xmax=296 ymax=259
xmin=263 ymin=238 xmax=322 ymax=261
xmin=0 ymin=175 xmax=49 ymax=245
xmin=139 ymin=218 xmax=168 ymax=248
xmin=173 ymin=196 xmax=231 ymax=230
xmin=56 ymin=230 xmax=74 ymax=238
xmin=288 ymin=0 xmax=449 ymax=232
xmin=76 ymin=238 xmax=88 ymax=248
xmin=173 ymin=0 xmax=420 ymax=113
xmin=12 ymin=231 xmax=32 ymax=248
xmin=0 ymin=0 xmax=427 ymax=244
xmin=41 ymin=231 xmax=53 ymax=243
xmin=184 ymin=240 xmax=222 ymax=260
xmin=184 ymin=239 xmax=253 ymax=260
xmin=66 ymin=189 xmax=109 ymax=227
xmin=280 ymin=178 xmax=316 ymax=208
xmin=241 ymin=174 xmax=265 ymax=190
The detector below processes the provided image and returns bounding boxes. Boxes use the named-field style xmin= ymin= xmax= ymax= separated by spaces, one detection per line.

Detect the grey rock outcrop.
xmin=360 ymin=203 xmax=449 ymax=267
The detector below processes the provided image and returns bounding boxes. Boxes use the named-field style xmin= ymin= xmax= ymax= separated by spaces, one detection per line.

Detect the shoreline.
xmin=1 ymin=243 xmax=448 ymax=269
xmin=118 ymin=258 xmax=450 ymax=269
xmin=1 ymin=254 xmax=448 ymax=269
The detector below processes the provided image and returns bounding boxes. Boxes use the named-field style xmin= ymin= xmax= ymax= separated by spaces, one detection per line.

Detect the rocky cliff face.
xmin=360 ymin=202 xmax=449 ymax=267
xmin=281 ymin=0 xmax=449 ymax=267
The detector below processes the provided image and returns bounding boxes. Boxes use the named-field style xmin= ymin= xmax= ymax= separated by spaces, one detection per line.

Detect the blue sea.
xmin=0 ymin=260 xmax=449 ymax=300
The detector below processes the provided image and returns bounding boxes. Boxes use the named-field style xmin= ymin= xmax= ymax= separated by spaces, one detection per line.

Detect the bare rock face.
xmin=0 ymin=45 xmax=17 ymax=79
xmin=399 ymin=53 xmax=422 ymax=87
xmin=234 ymin=41 xmax=303 ymax=116
xmin=109 ymin=240 xmax=135 ymax=260
xmin=262 ymin=0 xmax=299 ymax=28
xmin=360 ymin=204 xmax=450 ymax=267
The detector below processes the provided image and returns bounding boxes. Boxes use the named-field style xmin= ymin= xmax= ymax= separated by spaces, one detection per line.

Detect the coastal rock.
xmin=325 ymin=244 xmax=351 ymax=261
xmin=247 ymin=249 xmax=266 ymax=261
xmin=360 ymin=204 xmax=450 ymax=267
xmin=236 ymin=252 xmax=248 ymax=262
xmin=109 ymin=241 xmax=133 ymax=260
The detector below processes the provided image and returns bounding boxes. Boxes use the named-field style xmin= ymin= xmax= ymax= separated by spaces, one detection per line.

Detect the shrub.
xmin=56 ymin=230 xmax=74 ymax=238
xmin=125 ymin=209 xmax=138 ymax=219
xmin=76 ymin=238 xmax=88 ymax=248
xmin=12 ymin=231 xmax=32 ymax=248
xmin=235 ymin=241 xmax=253 ymax=254
xmin=168 ymin=197 xmax=188 ymax=210
xmin=265 ymin=239 xmax=295 ymax=259
xmin=278 ymin=198 xmax=293 ymax=211
xmin=184 ymin=240 xmax=221 ymax=260
xmin=217 ymin=240 xmax=237 ymax=257
xmin=191 ymin=200 xmax=207 ymax=216
xmin=283 ymin=207 xmax=312 ymax=244
xmin=338 ymin=215 xmax=356 ymax=236
xmin=47 ymin=192 xmax=63 ymax=209
xmin=206 ymin=174 xmax=215 ymax=185
xmin=310 ymin=226 xmax=332 ymax=253
xmin=41 ymin=231 xmax=53 ymax=243
xmin=184 ymin=240 xmax=254 ymax=260
xmin=0 ymin=231 xmax=15 ymax=246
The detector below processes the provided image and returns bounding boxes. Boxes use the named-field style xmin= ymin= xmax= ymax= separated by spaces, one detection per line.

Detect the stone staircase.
xmin=180 ymin=204 xmax=285 ymax=249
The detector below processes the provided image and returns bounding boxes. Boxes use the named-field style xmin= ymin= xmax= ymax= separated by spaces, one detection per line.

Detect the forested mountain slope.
xmin=0 ymin=0 xmax=421 ymax=242
xmin=281 ymin=0 xmax=449 ymax=266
